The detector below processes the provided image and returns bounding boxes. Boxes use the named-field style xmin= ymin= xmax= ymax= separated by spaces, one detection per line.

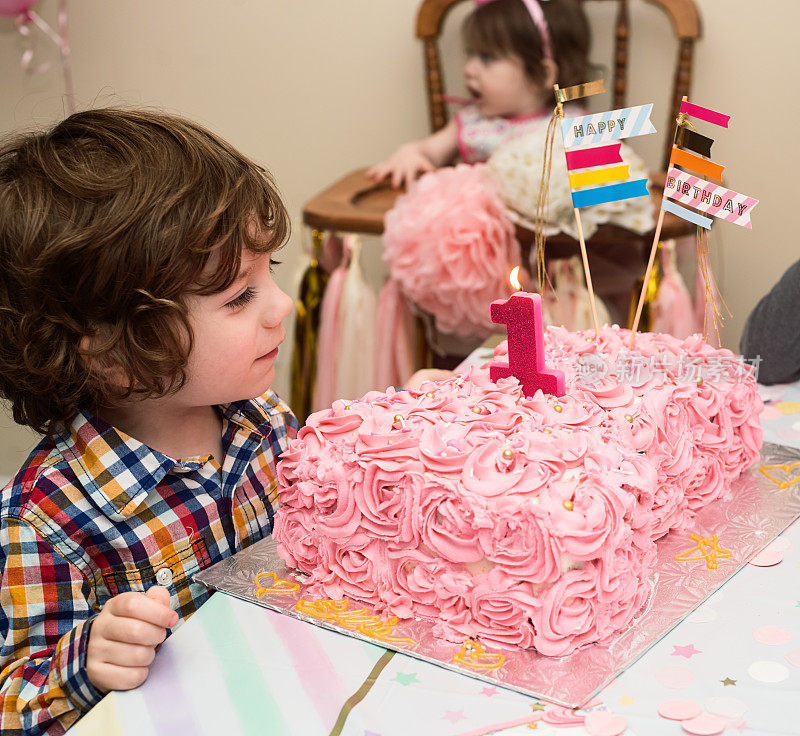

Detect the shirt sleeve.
xmin=739 ymin=258 xmax=800 ymax=385
xmin=0 ymin=516 xmax=104 ymax=736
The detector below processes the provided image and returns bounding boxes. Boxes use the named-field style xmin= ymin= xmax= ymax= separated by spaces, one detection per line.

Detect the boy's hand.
xmin=86 ymin=586 xmax=178 ymax=693
xmin=365 ymin=143 xmax=435 ymax=189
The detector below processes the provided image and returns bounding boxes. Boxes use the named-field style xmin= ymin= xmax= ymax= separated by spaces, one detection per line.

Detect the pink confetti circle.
xmin=760 ymin=406 xmax=782 ymax=421
xmin=706 ymin=697 xmax=747 ymax=720
xmin=777 ymin=427 xmax=800 ymax=443
xmin=785 ymin=649 xmax=800 ymax=668
xmin=749 ymin=548 xmax=783 ymax=566
xmin=681 ymin=713 xmax=727 ymax=735
xmin=655 ymin=666 xmax=696 ymax=689
xmin=584 ymin=711 xmax=628 ymax=736
xmin=768 ymin=536 xmax=794 ymax=552
xmin=658 ymin=700 xmax=702 ymax=721
xmin=753 ymin=625 xmax=793 ymax=646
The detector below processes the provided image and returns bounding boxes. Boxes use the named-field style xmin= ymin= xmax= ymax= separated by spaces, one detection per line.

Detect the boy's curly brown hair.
xmin=0 ymin=108 xmax=289 ymax=435
xmin=463 ymin=0 xmax=591 ymax=90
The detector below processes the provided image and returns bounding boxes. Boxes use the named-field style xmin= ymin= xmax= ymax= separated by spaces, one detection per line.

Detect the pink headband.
xmin=475 ymin=0 xmax=554 ymax=62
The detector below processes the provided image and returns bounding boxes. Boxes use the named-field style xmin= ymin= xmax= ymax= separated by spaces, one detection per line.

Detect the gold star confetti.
xmin=529 ymin=703 xmax=546 ymax=712
xmin=758 ymin=461 xmax=800 ymax=491
xmin=721 ymin=677 xmax=737 ymax=686
xmin=619 ymin=695 xmax=635 ymax=705
xmin=675 ymin=533 xmax=733 ymax=570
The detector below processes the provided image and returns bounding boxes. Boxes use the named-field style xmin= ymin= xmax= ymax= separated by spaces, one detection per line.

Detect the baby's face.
xmin=464 ymin=52 xmax=546 ymax=118
xmin=179 ymin=249 xmax=292 ymax=406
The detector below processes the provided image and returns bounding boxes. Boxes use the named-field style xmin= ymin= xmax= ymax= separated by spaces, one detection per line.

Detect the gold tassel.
xmin=695 ymin=227 xmax=730 ymax=343
xmin=534 ymin=102 xmax=564 ymax=294
xmin=290 ymin=229 xmax=329 ymax=423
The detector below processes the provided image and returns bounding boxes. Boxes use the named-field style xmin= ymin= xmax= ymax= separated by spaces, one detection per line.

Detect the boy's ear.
xmin=79 ymin=332 xmax=132 ymax=389
xmin=542 ymin=59 xmax=558 ymax=90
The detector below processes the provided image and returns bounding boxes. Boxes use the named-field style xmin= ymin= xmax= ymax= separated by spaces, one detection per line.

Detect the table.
xmin=69 ymin=380 xmax=800 ymax=736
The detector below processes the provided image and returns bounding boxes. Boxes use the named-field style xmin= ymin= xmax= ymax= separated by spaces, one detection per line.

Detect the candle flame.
xmin=509 ymin=266 xmax=522 ymax=291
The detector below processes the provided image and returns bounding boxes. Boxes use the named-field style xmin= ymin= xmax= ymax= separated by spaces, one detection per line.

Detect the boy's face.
xmin=179 ymin=249 xmax=292 ymax=407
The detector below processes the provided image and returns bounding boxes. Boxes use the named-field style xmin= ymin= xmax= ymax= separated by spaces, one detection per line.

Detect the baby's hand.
xmin=86 ymin=586 xmax=178 ymax=693
xmin=365 ymin=143 xmax=436 ymax=189
xmin=404 ymin=369 xmax=454 ymax=390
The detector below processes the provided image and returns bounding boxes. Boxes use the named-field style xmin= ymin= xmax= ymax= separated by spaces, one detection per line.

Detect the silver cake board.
xmin=194 ymin=442 xmax=800 ymax=708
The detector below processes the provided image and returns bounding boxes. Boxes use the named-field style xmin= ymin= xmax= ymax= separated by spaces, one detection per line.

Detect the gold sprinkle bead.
xmin=696 ymin=377 xmax=704 ymax=386
xmin=563 ymin=500 xmax=574 ymax=510
xmin=625 ymin=414 xmax=633 ymax=422
xmin=502 ymin=449 xmax=514 ymax=460
xmin=426 ymin=391 xmax=436 ymax=398
xmin=543 ymin=428 xmax=552 ymax=434
xmin=344 ymin=405 xmax=351 ymax=410
xmin=393 ymin=414 xmax=403 ymax=423
xmin=471 ymin=405 xmax=483 ymax=414
xmin=553 ymin=405 xmax=563 ymax=413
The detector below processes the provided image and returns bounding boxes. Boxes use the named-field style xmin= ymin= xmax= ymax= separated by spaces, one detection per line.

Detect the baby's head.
xmin=463 ymin=0 xmax=590 ymax=117
xmin=0 ymin=108 xmax=290 ymax=435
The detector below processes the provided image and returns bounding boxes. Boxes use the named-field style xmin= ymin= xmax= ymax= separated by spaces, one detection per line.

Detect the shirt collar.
xmin=53 ymin=398 xmax=277 ymax=521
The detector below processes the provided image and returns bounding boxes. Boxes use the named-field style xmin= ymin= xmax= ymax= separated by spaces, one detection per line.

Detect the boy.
xmin=0 ymin=109 xmax=298 ymax=735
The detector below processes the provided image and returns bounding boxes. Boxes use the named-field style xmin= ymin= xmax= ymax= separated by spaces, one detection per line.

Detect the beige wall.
xmin=1 ymin=0 xmax=797 ymax=476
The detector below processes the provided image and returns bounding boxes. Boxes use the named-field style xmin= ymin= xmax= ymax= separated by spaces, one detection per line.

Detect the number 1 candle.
xmin=490 ymin=287 xmax=565 ymax=398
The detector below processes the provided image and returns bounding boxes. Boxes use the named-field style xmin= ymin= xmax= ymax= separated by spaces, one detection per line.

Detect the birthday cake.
xmin=274 ymin=325 xmax=762 ymax=656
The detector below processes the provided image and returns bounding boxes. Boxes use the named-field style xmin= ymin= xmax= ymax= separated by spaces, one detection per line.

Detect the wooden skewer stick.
xmin=628 ymin=207 xmax=665 ymax=347
xmin=629 ymin=95 xmax=689 ymax=348
xmin=573 ymin=207 xmax=601 ymax=334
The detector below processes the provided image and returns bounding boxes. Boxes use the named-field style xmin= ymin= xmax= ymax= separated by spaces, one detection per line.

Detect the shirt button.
xmin=155 ymin=567 xmax=174 ymax=586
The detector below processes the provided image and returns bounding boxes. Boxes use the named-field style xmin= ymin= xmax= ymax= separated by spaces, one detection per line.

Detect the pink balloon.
xmin=0 ymin=0 xmax=36 ymax=17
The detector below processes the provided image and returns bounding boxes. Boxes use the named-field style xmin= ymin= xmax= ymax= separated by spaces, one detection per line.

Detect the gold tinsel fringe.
xmin=534 ymin=106 xmax=563 ymax=294
xmin=695 ymin=227 xmax=730 ymax=343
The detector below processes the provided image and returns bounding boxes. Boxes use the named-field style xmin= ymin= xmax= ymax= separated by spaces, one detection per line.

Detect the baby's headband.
xmin=475 ymin=0 xmax=554 ymax=62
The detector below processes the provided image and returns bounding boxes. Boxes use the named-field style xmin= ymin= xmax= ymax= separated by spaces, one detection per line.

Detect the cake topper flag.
xmin=630 ymin=98 xmax=759 ymax=344
xmin=537 ymin=80 xmax=655 ymax=335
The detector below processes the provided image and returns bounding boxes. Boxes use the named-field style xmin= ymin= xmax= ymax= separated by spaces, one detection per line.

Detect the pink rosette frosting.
xmin=461 ymin=436 xmax=566 ymax=497
xmin=478 ymin=507 xmax=562 ymax=583
xmin=531 ymin=565 xmax=606 ymax=657
xmin=273 ymin=510 xmax=320 ymax=572
xmin=354 ymin=465 xmax=422 ymax=544
xmin=447 ymin=569 xmax=539 ymax=650
xmin=416 ymin=483 xmax=489 ymax=563
xmin=382 ymin=549 xmax=452 ymax=619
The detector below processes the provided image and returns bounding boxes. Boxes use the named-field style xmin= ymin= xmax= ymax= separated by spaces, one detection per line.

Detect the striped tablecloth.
xmin=69 ymin=381 xmax=800 ymax=736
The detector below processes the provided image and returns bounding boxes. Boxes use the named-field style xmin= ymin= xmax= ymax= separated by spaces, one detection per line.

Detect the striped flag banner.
xmin=661 ymin=199 xmax=713 ymax=230
xmin=675 ymin=124 xmax=714 ymax=158
xmin=555 ymin=79 xmax=605 ymax=104
xmin=562 ymin=104 xmax=656 ymax=148
xmin=664 ymin=166 xmax=759 ymax=229
xmin=571 ymin=178 xmax=649 ymax=209
xmin=670 ymin=146 xmax=725 ymax=181
xmin=680 ymin=100 xmax=731 ymax=129
xmin=565 ymin=143 xmax=622 ymax=171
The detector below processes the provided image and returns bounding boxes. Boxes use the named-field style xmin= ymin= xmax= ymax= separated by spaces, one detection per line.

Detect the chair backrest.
xmin=415 ymin=0 xmax=701 ymax=171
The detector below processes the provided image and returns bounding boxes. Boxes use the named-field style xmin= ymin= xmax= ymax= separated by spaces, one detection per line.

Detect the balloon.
xmin=0 ymin=0 xmax=36 ymax=17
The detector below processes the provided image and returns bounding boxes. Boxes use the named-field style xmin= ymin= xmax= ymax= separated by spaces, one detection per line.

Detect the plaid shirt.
xmin=0 ymin=391 xmax=298 ymax=736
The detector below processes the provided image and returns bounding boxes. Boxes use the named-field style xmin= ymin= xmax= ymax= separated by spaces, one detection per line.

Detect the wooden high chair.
xmin=302 ymin=0 xmax=701 ymax=323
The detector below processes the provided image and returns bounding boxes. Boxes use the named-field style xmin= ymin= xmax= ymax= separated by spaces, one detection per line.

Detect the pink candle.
xmin=490 ymin=291 xmax=565 ymax=397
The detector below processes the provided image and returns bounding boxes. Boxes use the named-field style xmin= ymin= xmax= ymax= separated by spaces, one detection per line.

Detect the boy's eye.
xmin=226 ymin=286 xmax=256 ymax=309
xmin=479 ymin=53 xmax=495 ymax=64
